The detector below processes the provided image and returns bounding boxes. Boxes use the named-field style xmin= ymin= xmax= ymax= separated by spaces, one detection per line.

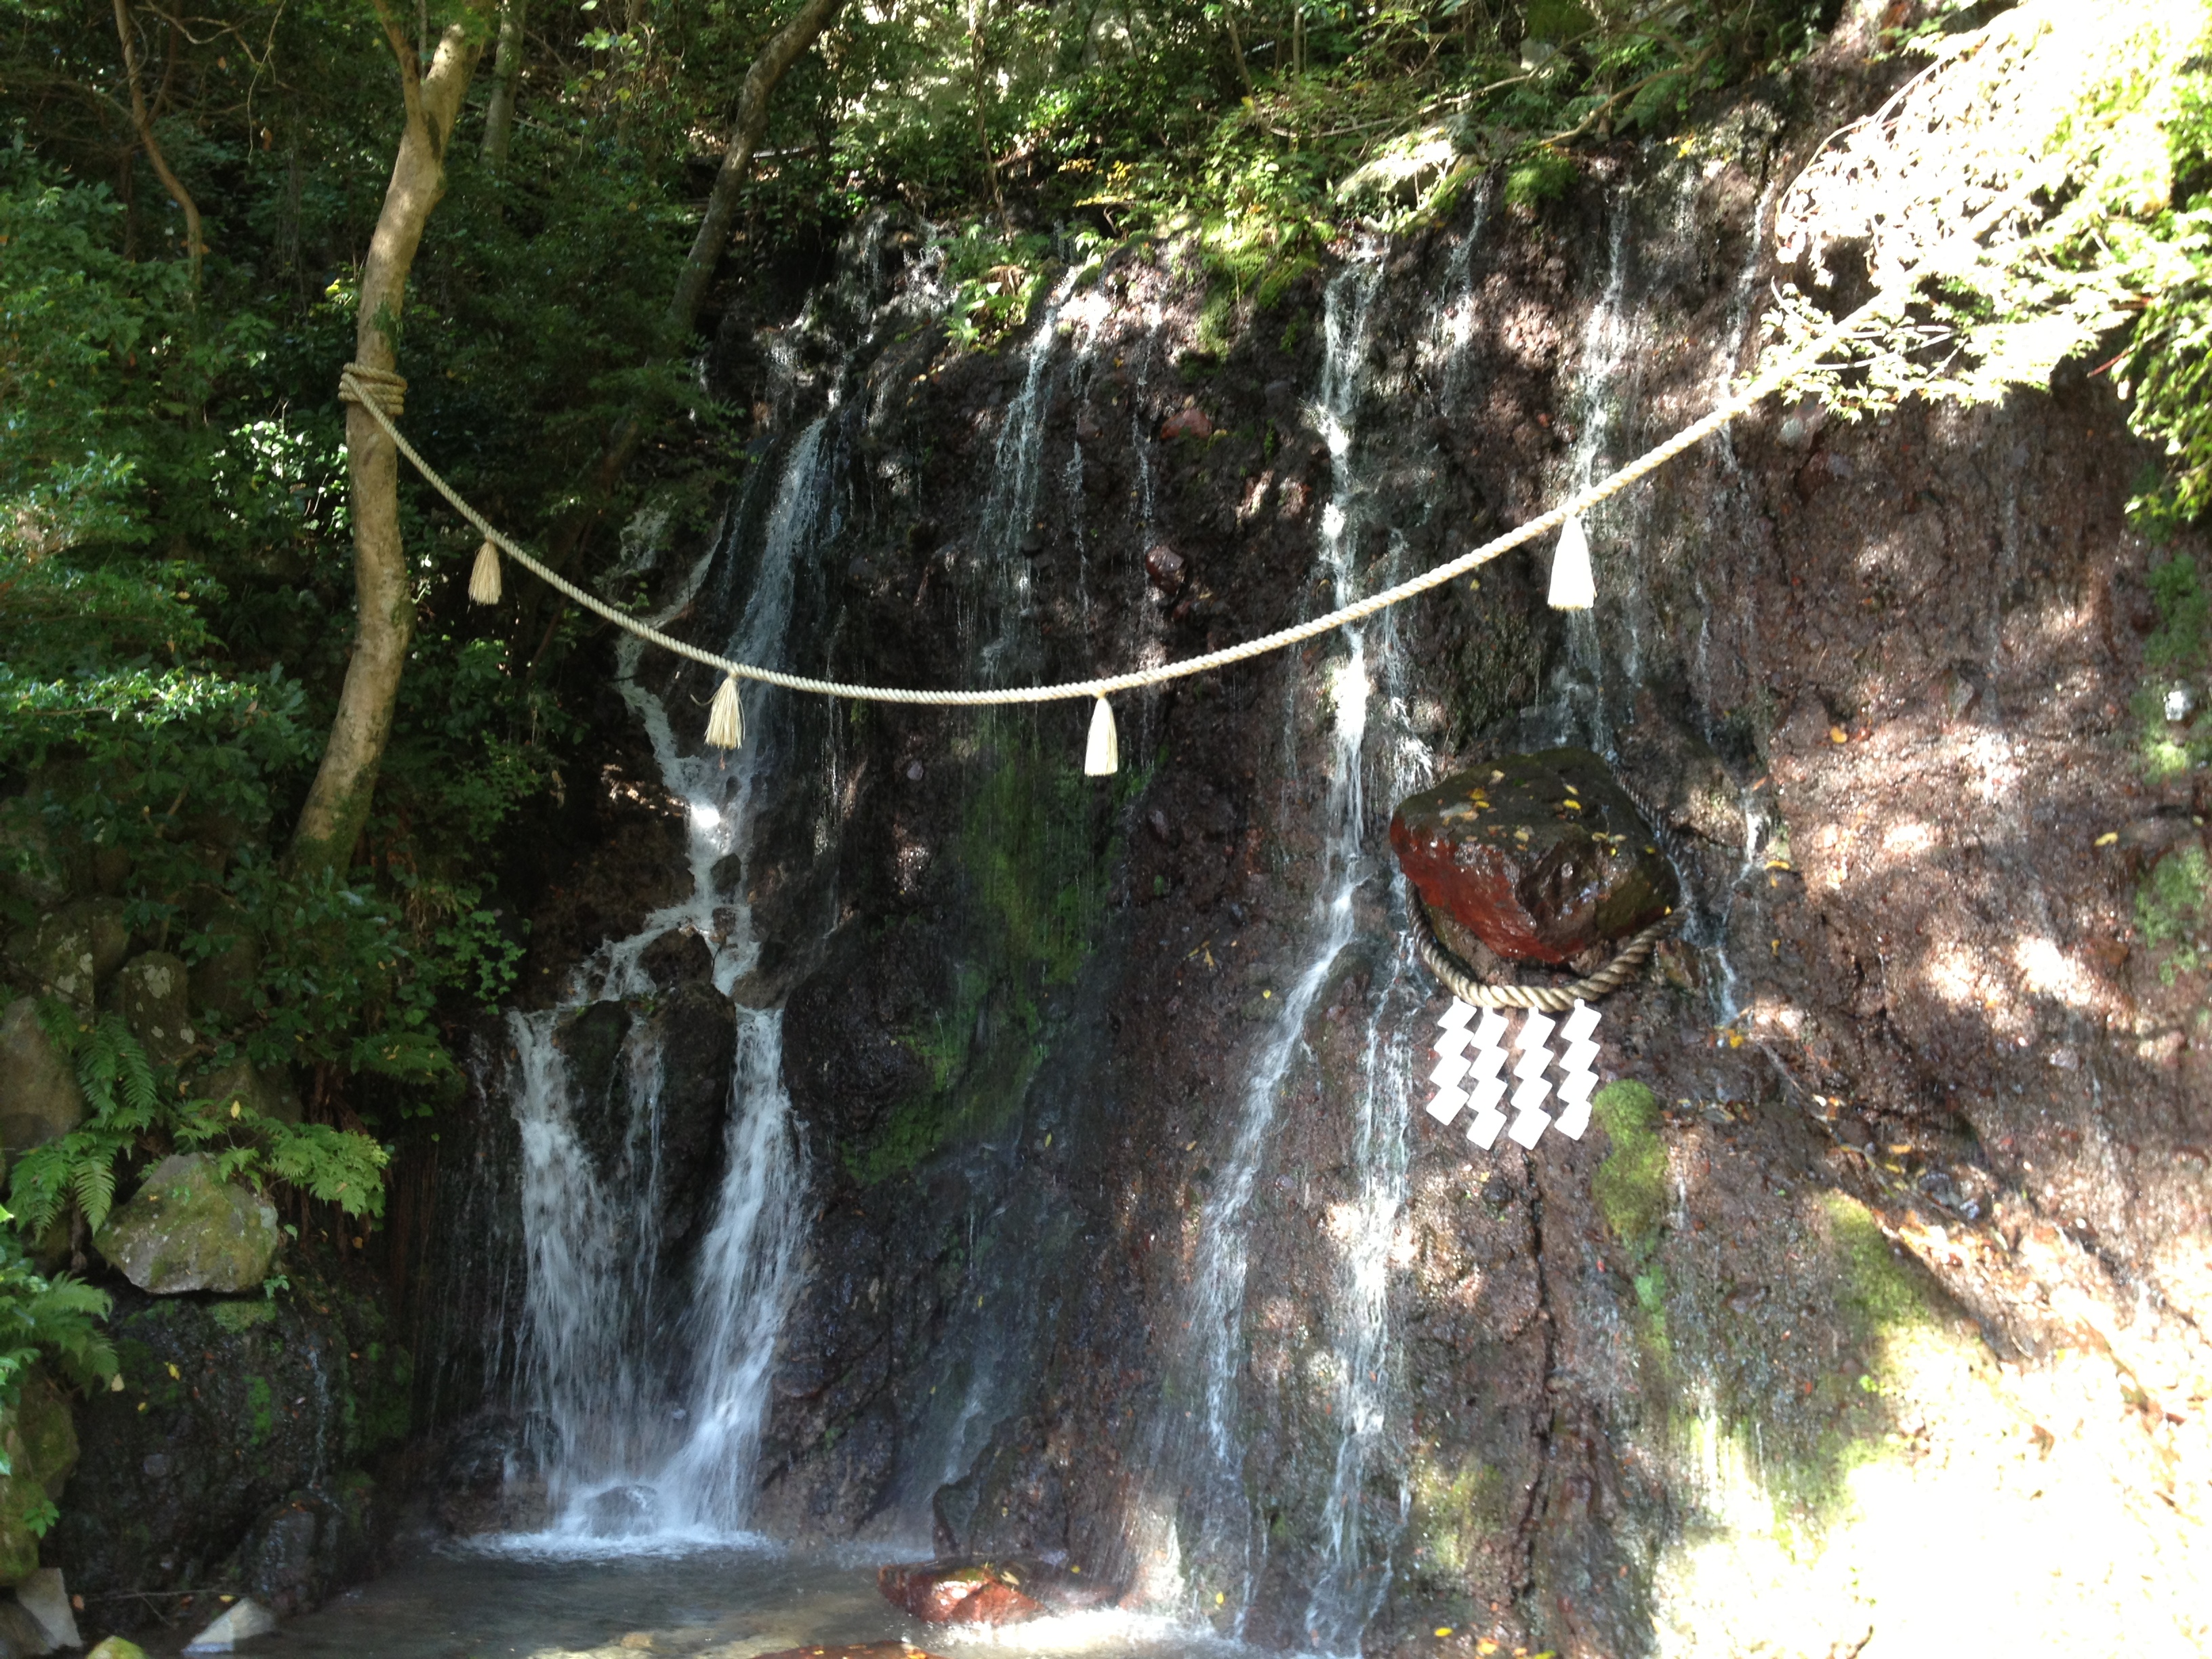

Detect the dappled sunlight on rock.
xmin=1652 ymin=1324 xmax=2212 ymax=1658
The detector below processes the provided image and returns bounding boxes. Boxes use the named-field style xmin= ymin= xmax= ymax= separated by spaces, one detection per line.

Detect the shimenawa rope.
xmin=335 ymin=281 xmax=1903 ymax=747
xmin=1410 ymin=895 xmax=1673 ymax=1011
xmin=336 ymin=280 xmax=1899 ymax=1007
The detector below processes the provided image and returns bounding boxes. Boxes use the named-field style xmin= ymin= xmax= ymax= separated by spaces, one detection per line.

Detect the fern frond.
xmin=114 ymin=1020 xmax=159 ymax=1119
xmin=69 ymin=1158 xmax=117 ymax=1235
xmin=5 ymin=1146 xmax=70 ymax=1237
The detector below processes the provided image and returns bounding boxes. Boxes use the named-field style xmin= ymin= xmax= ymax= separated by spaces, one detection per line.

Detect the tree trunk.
xmin=665 ymin=0 xmax=844 ymax=336
xmin=1223 ymin=4 xmax=1252 ymax=96
xmin=289 ymin=1 xmax=492 ymax=877
xmin=481 ymin=0 xmax=527 ymax=166
xmin=513 ymin=0 xmax=843 ymax=665
xmin=110 ymin=0 xmax=203 ymax=287
xmin=968 ymin=1 xmax=1010 ymax=234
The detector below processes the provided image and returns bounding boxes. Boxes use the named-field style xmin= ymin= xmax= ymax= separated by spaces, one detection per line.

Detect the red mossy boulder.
xmin=1389 ymin=747 xmax=1677 ymax=966
xmin=877 ymin=1560 xmax=1044 ymax=1625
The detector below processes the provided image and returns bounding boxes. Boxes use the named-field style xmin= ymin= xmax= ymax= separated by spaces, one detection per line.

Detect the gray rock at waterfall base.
xmin=12 ymin=1569 xmax=79 ymax=1649
xmin=112 ymin=951 xmax=197 ymax=1068
xmin=0 ymin=998 xmax=84 ymax=1155
xmin=0 ymin=1599 xmax=58 ymax=1656
xmin=183 ymin=1597 xmax=280 ymax=1652
xmin=94 ymin=1153 xmax=280 ymax=1294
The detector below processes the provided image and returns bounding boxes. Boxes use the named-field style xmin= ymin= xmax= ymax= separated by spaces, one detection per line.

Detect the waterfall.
xmin=1158 ymin=258 xmax=1394 ymax=1635
xmin=972 ymin=274 xmax=1081 ymax=687
xmin=495 ymin=419 xmax=833 ymax=1547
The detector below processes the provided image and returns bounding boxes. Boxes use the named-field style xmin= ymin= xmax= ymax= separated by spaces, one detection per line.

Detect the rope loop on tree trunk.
xmin=1409 ymin=893 xmax=1673 ymax=1011
xmin=338 ymin=363 xmax=407 ymax=418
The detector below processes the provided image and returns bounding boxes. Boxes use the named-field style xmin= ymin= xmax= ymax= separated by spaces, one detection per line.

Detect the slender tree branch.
xmin=110 ymin=0 xmax=204 ymax=289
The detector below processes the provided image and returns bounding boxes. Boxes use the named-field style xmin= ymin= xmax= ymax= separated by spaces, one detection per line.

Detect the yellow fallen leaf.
xmin=2095 ymin=832 xmax=2118 ymax=846
xmin=165 ymin=1363 xmax=180 ymax=1380
xmin=1435 ymin=1629 xmax=1454 ymax=1639
xmin=1830 ymin=726 xmax=1849 ymax=744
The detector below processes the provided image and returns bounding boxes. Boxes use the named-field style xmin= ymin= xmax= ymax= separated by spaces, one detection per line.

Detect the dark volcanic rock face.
xmin=457 ymin=50 xmax=2212 ymax=1659
xmin=55 ymin=1282 xmax=411 ymax=1636
xmin=1391 ymin=748 xmax=1678 ymax=963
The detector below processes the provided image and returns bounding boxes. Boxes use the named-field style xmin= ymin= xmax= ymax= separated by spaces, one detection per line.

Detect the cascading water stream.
xmin=497 ymin=420 xmax=833 ymax=1545
xmin=1154 ymin=259 xmax=1399 ymax=1639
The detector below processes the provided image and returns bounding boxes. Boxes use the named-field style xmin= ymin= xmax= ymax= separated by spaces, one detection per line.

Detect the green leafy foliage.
xmin=7 ymin=1008 xmax=390 ymax=1252
xmin=2137 ymin=844 xmax=2211 ymax=983
xmin=0 ymin=1231 xmax=117 ymax=1423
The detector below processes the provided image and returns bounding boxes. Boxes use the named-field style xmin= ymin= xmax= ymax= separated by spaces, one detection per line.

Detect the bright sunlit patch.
xmin=1881 ymin=820 xmax=1937 ymax=860
xmin=933 ymin=1607 xmax=1257 ymax=1656
xmin=689 ymin=801 xmax=722 ymax=831
xmin=1925 ymin=941 xmax=1982 ymax=1006
xmin=1327 ymin=650 xmax=1370 ymax=733
xmin=2013 ymin=936 xmax=2096 ymax=1010
xmin=1063 ymin=289 xmax=1111 ymax=331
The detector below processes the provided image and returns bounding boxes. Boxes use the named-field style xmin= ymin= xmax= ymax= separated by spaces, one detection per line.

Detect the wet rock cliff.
xmin=440 ymin=47 xmax=2211 ymax=1659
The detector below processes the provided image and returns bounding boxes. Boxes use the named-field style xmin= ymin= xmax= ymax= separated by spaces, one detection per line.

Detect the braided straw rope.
xmin=337 ymin=364 xmax=408 ymax=419
xmin=335 ymin=281 xmax=1904 ymax=711
xmin=1410 ymin=894 xmax=1673 ymax=1010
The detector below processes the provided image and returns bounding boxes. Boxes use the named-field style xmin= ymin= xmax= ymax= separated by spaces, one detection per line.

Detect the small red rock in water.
xmin=1389 ymin=747 xmax=1677 ymax=966
xmin=1160 ymin=407 xmax=1213 ymax=441
xmin=878 ymin=1561 xmax=1044 ymax=1625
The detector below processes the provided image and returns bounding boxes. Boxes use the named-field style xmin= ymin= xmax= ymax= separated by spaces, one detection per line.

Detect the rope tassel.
xmin=706 ymin=675 xmax=745 ymax=750
xmin=469 ymin=541 xmax=503 ymax=605
xmin=1084 ymin=697 xmax=1119 ymax=776
xmin=1549 ymin=514 xmax=1595 ymax=611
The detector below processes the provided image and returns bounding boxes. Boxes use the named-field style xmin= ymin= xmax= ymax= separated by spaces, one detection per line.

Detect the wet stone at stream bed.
xmin=1389 ymin=746 xmax=1678 ymax=965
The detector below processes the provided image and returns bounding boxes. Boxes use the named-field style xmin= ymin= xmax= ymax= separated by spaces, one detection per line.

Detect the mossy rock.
xmin=0 ymin=996 xmax=85 ymax=1156
xmin=94 ymin=1153 xmax=280 ymax=1295
xmin=1591 ymin=1081 xmax=1666 ymax=1253
xmin=51 ymin=1284 xmax=411 ymax=1617
xmin=0 ymin=796 xmax=79 ymax=911
xmin=0 ymin=1374 xmax=80 ymax=1587
xmin=111 ymin=952 xmax=197 ymax=1070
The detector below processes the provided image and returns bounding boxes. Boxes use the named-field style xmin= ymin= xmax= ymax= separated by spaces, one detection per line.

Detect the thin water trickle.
xmin=973 ymin=272 xmax=1082 ymax=687
xmin=1156 ymin=260 xmax=1394 ymax=1639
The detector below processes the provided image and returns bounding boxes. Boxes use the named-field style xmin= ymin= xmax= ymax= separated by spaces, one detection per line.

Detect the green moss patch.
xmin=1592 ymin=1081 xmax=1667 ymax=1256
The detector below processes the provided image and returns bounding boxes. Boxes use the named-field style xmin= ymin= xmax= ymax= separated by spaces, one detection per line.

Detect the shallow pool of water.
xmin=137 ymin=1542 xmax=1253 ymax=1659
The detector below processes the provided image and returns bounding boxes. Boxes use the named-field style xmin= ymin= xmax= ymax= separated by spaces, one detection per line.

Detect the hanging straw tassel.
xmin=468 ymin=540 xmax=504 ymax=605
xmin=705 ymin=674 xmax=745 ymax=750
xmin=1548 ymin=514 xmax=1595 ymax=610
xmin=1083 ymin=696 xmax=1120 ymax=777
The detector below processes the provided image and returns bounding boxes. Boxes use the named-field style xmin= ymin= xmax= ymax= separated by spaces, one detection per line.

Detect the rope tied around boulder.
xmin=1410 ymin=893 xmax=1673 ymax=1010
